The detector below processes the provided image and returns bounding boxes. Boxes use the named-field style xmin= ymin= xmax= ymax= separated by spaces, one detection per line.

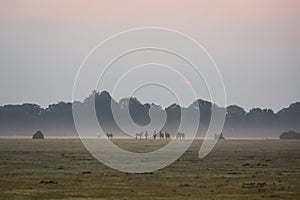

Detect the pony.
xmin=176 ymin=132 xmax=185 ymax=140
xmin=165 ymin=132 xmax=170 ymax=139
xmin=136 ymin=132 xmax=143 ymax=139
xmin=153 ymin=131 xmax=157 ymax=140
xmin=106 ymin=132 xmax=113 ymax=139
xmin=159 ymin=131 xmax=164 ymax=139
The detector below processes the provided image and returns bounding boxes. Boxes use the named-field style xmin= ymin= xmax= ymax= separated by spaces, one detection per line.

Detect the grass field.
xmin=0 ymin=139 xmax=299 ymax=199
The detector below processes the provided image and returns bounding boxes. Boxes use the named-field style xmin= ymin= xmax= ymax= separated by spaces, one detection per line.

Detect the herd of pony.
xmin=105 ymin=131 xmax=185 ymax=140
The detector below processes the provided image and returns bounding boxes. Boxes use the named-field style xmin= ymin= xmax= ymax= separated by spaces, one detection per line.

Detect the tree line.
xmin=0 ymin=91 xmax=299 ymax=138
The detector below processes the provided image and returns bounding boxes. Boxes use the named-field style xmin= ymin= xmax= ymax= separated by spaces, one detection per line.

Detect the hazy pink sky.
xmin=0 ymin=0 xmax=299 ymax=111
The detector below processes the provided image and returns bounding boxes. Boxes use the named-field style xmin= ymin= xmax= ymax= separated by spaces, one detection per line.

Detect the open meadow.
xmin=0 ymin=139 xmax=299 ymax=200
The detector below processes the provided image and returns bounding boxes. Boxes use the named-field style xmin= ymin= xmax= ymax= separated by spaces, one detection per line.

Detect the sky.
xmin=0 ymin=0 xmax=299 ymax=111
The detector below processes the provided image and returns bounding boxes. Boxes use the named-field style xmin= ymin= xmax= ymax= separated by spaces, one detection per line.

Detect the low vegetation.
xmin=280 ymin=130 xmax=300 ymax=139
xmin=0 ymin=139 xmax=299 ymax=199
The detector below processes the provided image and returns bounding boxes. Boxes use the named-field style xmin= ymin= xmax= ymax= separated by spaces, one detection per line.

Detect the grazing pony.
xmin=106 ymin=132 xmax=113 ymax=139
xmin=136 ymin=132 xmax=143 ymax=139
xmin=176 ymin=132 xmax=185 ymax=140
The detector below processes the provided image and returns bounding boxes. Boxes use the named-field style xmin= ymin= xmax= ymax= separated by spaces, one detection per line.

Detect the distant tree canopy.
xmin=0 ymin=91 xmax=299 ymax=137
